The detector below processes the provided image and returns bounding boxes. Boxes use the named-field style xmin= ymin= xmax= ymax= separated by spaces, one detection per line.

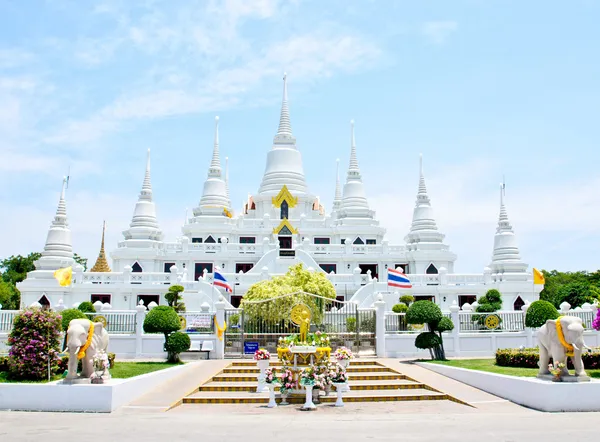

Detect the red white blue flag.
xmin=387 ymin=268 xmax=412 ymax=289
xmin=214 ymin=269 xmax=232 ymax=292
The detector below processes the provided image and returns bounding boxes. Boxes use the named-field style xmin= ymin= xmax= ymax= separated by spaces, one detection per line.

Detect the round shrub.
xmin=77 ymin=301 xmax=96 ymax=313
xmin=525 ymin=300 xmax=559 ymax=328
xmin=165 ymin=332 xmax=191 ymax=362
xmin=392 ymin=303 xmax=408 ymax=313
xmin=7 ymin=308 xmax=62 ymax=380
xmin=143 ymin=306 xmax=181 ymax=336
xmin=414 ymin=332 xmax=442 ymax=349
xmin=60 ymin=308 xmax=87 ymax=331
xmin=436 ymin=316 xmax=454 ymax=333
xmin=484 ymin=289 xmax=502 ymax=304
xmin=399 ymin=295 xmax=414 ymax=306
xmin=406 ymin=300 xmax=443 ymax=325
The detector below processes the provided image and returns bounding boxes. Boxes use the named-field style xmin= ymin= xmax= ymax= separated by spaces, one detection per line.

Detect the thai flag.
xmin=213 ymin=268 xmax=232 ymax=292
xmin=388 ymin=268 xmax=412 ymax=289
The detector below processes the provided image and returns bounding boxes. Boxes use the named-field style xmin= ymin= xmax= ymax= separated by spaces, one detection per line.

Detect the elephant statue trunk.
xmin=64 ymin=318 xmax=110 ymax=382
xmin=537 ymin=316 xmax=590 ymax=381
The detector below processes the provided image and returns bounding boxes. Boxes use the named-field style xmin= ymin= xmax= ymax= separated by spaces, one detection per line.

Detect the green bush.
xmin=525 ymin=300 xmax=559 ymax=328
xmin=165 ymin=285 xmax=186 ymax=312
xmin=346 ymin=317 xmax=356 ymax=333
xmin=359 ymin=315 xmax=376 ymax=333
xmin=392 ymin=303 xmax=408 ymax=313
xmin=399 ymin=295 xmax=414 ymax=306
xmin=77 ymin=301 xmax=96 ymax=313
xmin=406 ymin=301 xmax=443 ymax=325
xmin=476 ymin=289 xmax=502 ymax=313
xmin=436 ymin=317 xmax=454 ymax=333
xmin=143 ymin=306 xmax=182 ymax=362
xmin=415 ymin=332 xmax=442 ymax=349
xmin=165 ymin=332 xmax=191 ymax=362
xmin=60 ymin=308 xmax=87 ymax=331
xmin=0 ymin=355 xmax=9 ymax=371
xmin=495 ymin=347 xmax=600 ymax=370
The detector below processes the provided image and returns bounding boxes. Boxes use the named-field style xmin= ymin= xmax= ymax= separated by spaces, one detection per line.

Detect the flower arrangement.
xmin=330 ymin=363 xmax=348 ymax=384
xmin=333 ymin=346 xmax=354 ymax=361
xmin=593 ymin=309 xmax=600 ymax=331
xmin=92 ymin=351 xmax=109 ymax=377
xmin=278 ymin=332 xmax=331 ymax=348
xmin=264 ymin=367 xmax=278 ymax=384
xmin=300 ymin=364 xmax=329 ymax=389
xmin=549 ymin=362 xmax=566 ymax=379
xmin=316 ymin=362 xmax=335 ymax=388
xmin=279 ymin=367 xmax=297 ymax=393
xmin=253 ymin=348 xmax=271 ymax=360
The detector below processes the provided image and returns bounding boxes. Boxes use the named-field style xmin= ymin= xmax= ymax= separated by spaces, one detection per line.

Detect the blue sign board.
xmin=244 ymin=341 xmax=259 ymax=354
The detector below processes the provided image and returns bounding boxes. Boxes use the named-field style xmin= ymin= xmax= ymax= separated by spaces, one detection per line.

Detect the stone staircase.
xmin=181 ymin=360 xmax=460 ymax=405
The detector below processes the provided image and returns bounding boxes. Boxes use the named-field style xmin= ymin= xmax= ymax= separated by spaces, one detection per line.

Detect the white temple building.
xmin=18 ymin=75 xmax=543 ymax=312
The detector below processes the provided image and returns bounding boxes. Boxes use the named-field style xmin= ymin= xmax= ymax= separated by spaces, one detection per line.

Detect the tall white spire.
xmin=339 ymin=120 xmax=371 ymax=216
xmin=332 ymin=158 xmax=342 ymax=211
xmin=405 ymin=154 xmax=444 ymax=244
xmin=195 ymin=116 xmax=231 ymax=214
xmin=225 ymin=156 xmax=230 ymax=202
xmin=259 ymin=74 xmax=307 ymax=194
xmin=122 ymin=149 xmax=163 ymax=241
xmin=489 ymin=182 xmax=528 ymax=274
xmin=36 ymin=176 xmax=74 ymax=270
xmin=273 ymin=72 xmax=295 ymax=145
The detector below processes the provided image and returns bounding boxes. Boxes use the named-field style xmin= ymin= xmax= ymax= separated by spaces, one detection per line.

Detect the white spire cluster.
xmin=332 ymin=159 xmax=342 ymax=212
xmin=195 ymin=116 xmax=231 ymax=215
xmin=338 ymin=120 xmax=371 ymax=217
xmin=36 ymin=176 xmax=74 ymax=270
xmin=123 ymin=149 xmax=163 ymax=241
xmin=489 ymin=183 xmax=528 ymax=274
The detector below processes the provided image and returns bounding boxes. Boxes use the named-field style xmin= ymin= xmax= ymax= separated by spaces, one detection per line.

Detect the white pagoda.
xmin=18 ymin=75 xmax=542 ymax=312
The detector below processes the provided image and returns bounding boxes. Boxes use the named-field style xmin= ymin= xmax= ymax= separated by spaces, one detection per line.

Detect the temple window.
xmin=353 ymin=237 xmax=364 ymax=245
xmin=514 ymin=296 xmax=525 ymax=311
xmin=91 ymin=294 xmax=111 ymax=304
xmin=132 ymin=262 xmax=143 ymax=272
xmin=137 ymin=294 xmax=159 ymax=307
xmin=163 ymin=262 xmax=175 ymax=273
xmin=314 ymin=237 xmax=330 ymax=244
xmin=319 ymin=264 xmax=337 ymax=273
xmin=239 ymin=236 xmax=256 ymax=244
xmin=458 ymin=295 xmax=477 ymax=308
xmin=341 ymin=239 xmax=346 ymax=245
xmin=194 ymin=263 xmax=214 ymax=281
xmin=236 ymin=263 xmax=254 ymax=273
xmin=281 ymin=200 xmax=289 ymax=219
xmin=191 ymin=237 xmax=202 ymax=243
xmin=205 ymin=236 xmax=216 ymax=243
xmin=426 ymin=263 xmax=438 ymax=274
xmin=366 ymin=239 xmax=376 ymax=245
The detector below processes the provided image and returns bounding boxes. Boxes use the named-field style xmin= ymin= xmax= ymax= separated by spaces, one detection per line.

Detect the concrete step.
xmin=229 ymin=360 xmax=377 ymax=367
xmin=212 ymin=372 xmax=408 ymax=382
xmin=197 ymin=379 xmax=428 ymax=392
xmin=183 ymin=388 xmax=448 ymax=404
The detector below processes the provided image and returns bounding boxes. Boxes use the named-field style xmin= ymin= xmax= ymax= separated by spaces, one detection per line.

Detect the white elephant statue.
xmin=65 ymin=318 xmax=110 ymax=381
xmin=537 ymin=316 xmax=591 ymax=379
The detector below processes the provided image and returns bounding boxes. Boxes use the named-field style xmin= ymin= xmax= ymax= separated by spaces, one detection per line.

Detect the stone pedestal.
xmin=61 ymin=378 xmax=92 ymax=385
xmin=537 ymin=374 xmax=591 ymax=383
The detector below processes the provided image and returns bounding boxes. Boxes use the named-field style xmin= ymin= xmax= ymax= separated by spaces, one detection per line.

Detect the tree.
xmin=165 ymin=285 xmax=186 ymax=312
xmin=77 ymin=302 xmax=96 ymax=314
xmin=1 ymin=253 xmax=41 ymax=286
xmin=406 ymin=300 xmax=452 ymax=360
xmin=241 ymin=263 xmax=336 ymax=324
xmin=555 ymin=281 xmax=600 ymax=308
xmin=73 ymin=253 xmax=88 ymax=271
xmin=0 ymin=280 xmax=19 ymax=310
xmin=143 ymin=306 xmax=182 ymax=362
xmin=164 ymin=332 xmax=190 ymax=362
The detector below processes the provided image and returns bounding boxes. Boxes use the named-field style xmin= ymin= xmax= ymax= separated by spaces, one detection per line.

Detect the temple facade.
xmin=17 ymin=75 xmax=543 ymax=312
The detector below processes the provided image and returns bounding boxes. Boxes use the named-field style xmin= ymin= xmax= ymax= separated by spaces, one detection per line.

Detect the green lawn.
xmin=0 ymin=361 xmax=181 ymax=383
xmin=428 ymin=358 xmax=600 ymax=379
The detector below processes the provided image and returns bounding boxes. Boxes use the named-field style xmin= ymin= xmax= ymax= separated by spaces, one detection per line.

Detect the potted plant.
xmin=330 ymin=363 xmax=348 ymax=407
xmin=91 ymin=351 xmax=109 ymax=384
xmin=333 ymin=346 xmax=354 ymax=369
xmin=254 ymin=348 xmax=271 ymax=392
xmin=264 ymin=367 xmax=279 ymax=408
xmin=279 ymin=367 xmax=296 ymax=405
xmin=300 ymin=365 xmax=318 ymax=410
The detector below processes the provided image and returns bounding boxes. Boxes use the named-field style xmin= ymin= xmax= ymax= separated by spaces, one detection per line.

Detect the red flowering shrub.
xmin=7 ymin=308 xmax=62 ymax=380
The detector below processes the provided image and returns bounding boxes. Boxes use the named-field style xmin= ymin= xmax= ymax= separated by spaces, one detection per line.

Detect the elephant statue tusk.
xmin=572 ymin=344 xmax=580 ymax=351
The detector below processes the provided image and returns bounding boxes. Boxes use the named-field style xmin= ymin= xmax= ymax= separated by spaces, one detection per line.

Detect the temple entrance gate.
xmin=223 ymin=292 xmax=376 ymax=358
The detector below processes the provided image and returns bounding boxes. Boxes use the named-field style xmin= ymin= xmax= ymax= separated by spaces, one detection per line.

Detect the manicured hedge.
xmin=496 ymin=347 xmax=600 ymax=370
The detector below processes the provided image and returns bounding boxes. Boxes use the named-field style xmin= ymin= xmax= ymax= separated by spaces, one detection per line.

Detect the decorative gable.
xmin=273 ymin=218 xmax=298 ymax=235
xmin=272 ymin=185 xmax=298 ymax=208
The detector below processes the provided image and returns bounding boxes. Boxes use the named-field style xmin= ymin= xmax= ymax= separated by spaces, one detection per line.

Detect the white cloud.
xmin=422 ymin=21 xmax=458 ymax=45
xmin=0 ymin=48 xmax=33 ymax=69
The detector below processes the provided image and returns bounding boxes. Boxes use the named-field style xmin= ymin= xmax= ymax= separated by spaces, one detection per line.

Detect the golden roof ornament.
xmin=90 ymin=221 xmax=111 ymax=272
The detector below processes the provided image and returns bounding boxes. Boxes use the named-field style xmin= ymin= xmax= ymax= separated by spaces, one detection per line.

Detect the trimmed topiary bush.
xmin=77 ymin=301 xmax=96 ymax=314
xmin=143 ymin=306 xmax=182 ymax=362
xmin=406 ymin=301 xmax=448 ymax=360
xmin=392 ymin=303 xmax=408 ymax=313
xmin=165 ymin=285 xmax=186 ymax=313
xmin=60 ymin=308 xmax=87 ymax=331
xmin=415 ymin=332 xmax=442 ymax=350
xmin=7 ymin=308 xmax=62 ymax=380
xmin=399 ymin=295 xmax=415 ymax=306
xmin=525 ymin=300 xmax=559 ymax=328
xmin=165 ymin=332 xmax=191 ymax=362
xmin=436 ymin=317 xmax=454 ymax=333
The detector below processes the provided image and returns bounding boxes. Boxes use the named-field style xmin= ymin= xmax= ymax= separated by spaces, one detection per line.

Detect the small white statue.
xmin=537 ymin=316 xmax=591 ymax=380
xmin=65 ymin=319 xmax=110 ymax=382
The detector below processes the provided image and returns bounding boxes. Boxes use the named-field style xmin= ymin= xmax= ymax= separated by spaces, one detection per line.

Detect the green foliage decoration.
xmin=476 ymin=289 xmax=502 ymax=312
xmin=392 ymin=303 xmax=408 ymax=313
xmin=165 ymin=332 xmax=191 ymax=362
xmin=165 ymin=285 xmax=186 ymax=312
xmin=60 ymin=308 xmax=87 ymax=331
xmin=406 ymin=301 xmax=443 ymax=325
xmin=555 ymin=282 xmax=600 ymax=309
xmin=414 ymin=332 xmax=442 ymax=350
xmin=143 ymin=306 xmax=182 ymax=362
xmin=241 ymin=264 xmax=336 ymax=324
xmin=436 ymin=316 xmax=454 ymax=333
xmin=406 ymin=301 xmax=448 ymax=360
xmin=399 ymin=295 xmax=414 ymax=306
xmin=77 ymin=301 xmax=96 ymax=313
xmin=525 ymin=300 xmax=559 ymax=328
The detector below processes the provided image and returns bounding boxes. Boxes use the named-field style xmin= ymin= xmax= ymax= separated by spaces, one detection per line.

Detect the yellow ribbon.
xmin=555 ymin=316 xmax=574 ymax=358
xmin=214 ymin=316 xmax=227 ymax=341
xmin=77 ymin=322 xmax=95 ymax=359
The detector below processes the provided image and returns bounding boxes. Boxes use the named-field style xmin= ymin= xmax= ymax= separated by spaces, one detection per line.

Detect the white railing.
xmin=458 ymin=311 xmax=525 ymax=332
xmin=0 ymin=310 xmax=19 ymax=333
xmin=569 ymin=310 xmax=596 ymax=329
xmin=85 ymin=311 xmax=137 ymax=334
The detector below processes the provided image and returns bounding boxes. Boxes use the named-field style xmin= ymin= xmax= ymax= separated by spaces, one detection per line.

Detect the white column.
xmin=374 ymin=294 xmax=386 ymax=358
xmin=449 ymin=301 xmax=460 ymax=356
xmin=522 ymin=302 xmax=533 ymax=348
xmin=135 ymin=303 xmax=147 ymax=358
xmin=215 ymin=296 xmax=226 ymax=359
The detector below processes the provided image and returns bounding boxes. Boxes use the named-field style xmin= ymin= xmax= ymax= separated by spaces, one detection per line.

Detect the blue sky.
xmin=1 ymin=0 xmax=599 ymax=273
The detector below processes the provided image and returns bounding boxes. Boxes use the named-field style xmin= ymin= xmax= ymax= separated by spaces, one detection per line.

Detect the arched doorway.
xmin=513 ymin=296 xmax=525 ymax=311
